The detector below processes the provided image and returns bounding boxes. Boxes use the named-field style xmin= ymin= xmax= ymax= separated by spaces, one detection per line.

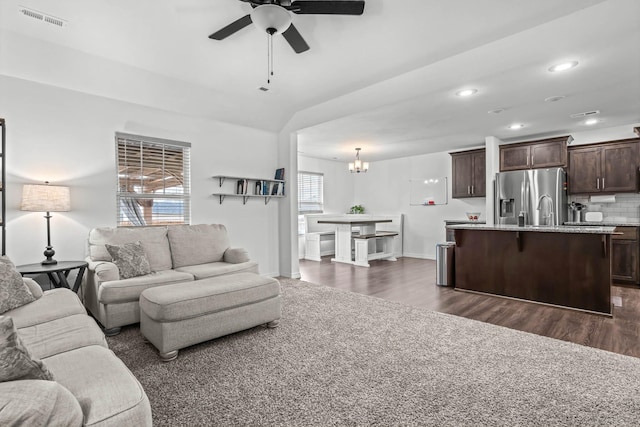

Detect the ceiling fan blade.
xmin=290 ymin=1 xmax=365 ymax=15
xmin=208 ymin=14 xmax=253 ymax=40
xmin=282 ymin=24 xmax=310 ymax=53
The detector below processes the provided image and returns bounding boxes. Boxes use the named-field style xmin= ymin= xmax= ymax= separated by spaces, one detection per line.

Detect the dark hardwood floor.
xmin=298 ymin=256 xmax=640 ymax=358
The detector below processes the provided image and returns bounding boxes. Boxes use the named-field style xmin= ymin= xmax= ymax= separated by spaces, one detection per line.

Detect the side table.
xmin=17 ymin=261 xmax=89 ymax=293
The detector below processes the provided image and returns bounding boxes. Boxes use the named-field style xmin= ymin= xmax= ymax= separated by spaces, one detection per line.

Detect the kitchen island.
xmin=447 ymin=224 xmax=617 ymax=315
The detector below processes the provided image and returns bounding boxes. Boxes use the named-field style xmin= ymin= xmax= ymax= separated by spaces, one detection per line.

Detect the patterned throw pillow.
xmin=105 ymin=241 xmax=152 ymax=279
xmin=0 ymin=256 xmax=35 ymax=314
xmin=0 ymin=316 xmax=54 ymax=382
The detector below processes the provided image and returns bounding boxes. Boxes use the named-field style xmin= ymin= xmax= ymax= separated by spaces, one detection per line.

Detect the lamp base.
xmin=42 ymin=246 xmax=57 ymax=265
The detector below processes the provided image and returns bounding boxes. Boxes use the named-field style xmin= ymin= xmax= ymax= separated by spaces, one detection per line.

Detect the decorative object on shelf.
xmin=349 ymin=205 xmax=365 ymax=214
xmin=349 ymin=148 xmax=369 ymax=173
xmin=20 ymin=181 xmax=71 ymax=265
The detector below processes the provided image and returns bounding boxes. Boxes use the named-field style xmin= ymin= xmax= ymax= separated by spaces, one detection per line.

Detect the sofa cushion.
xmin=167 ymin=224 xmax=230 ymax=268
xmin=43 ymin=345 xmax=152 ymax=427
xmin=98 ymin=270 xmax=194 ymax=304
xmin=89 ymin=226 xmax=172 ymax=272
xmin=175 ymin=261 xmax=259 ymax=280
xmin=0 ymin=256 xmax=35 ymax=314
xmin=7 ymin=289 xmax=87 ymax=330
xmin=140 ymin=272 xmax=280 ymax=322
xmin=0 ymin=316 xmax=53 ymax=382
xmin=105 ymin=241 xmax=152 ymax=279
xmin=223 ymin=247 xmax=251 ymax=264
xmin=0 ymin=380 xmax=83 ymax=427
xmin=22 ymin=278 xmax=43 ymax=299
xmin=18 ymin=314 xmax=107 ymax=360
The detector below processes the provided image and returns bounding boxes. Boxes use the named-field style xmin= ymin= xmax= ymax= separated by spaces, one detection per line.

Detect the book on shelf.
xmin=262 ymin=181 xmax=268 ymax=195
xmin=274 ymin=168 xmax=285 ymax=181
xmin=236 ymin=179 xmax=248 ymax=195
xmin=255 ymin=180 xmax=262 ymax=195
xmin=271 ymin=182 xmax=279 ymax=195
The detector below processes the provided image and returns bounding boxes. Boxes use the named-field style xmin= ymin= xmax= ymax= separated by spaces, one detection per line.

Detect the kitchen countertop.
xmin=447 ymin=223 xmax=617 ymax=234
xmin=444 ymin=220 xmax=486 ymax=224
xmin=564 ymin=221 xmax=640 ymax=227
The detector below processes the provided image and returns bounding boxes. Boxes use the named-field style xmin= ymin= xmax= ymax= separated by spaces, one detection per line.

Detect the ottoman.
xmin=139 ymin=272 xmax=281 ymax=361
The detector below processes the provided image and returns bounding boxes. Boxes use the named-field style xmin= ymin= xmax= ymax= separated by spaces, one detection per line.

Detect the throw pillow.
xmin=0 ymin=316 xmax=54 ymax=382
xmin=105 ymin=241 xmax=152 ymax=279
xmin=0 ymin=256 xmax=35 ymax=314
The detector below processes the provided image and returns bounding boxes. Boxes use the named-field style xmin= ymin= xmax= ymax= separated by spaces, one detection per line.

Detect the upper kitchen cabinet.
xmin=499 ymin=136 xmax=570 ymax=171
xmin=451 ymin=149 xmax=485 ymax=198
xmin=568 ymin=139 xmax=639 ymax=194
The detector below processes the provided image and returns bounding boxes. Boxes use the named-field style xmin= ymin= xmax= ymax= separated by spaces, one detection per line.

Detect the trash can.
xmin=436 ymin=242 xmax=455 ymax=287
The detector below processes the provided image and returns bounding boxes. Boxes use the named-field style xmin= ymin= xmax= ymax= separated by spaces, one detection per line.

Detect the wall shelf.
xmin=212 ymin=174 xmax=285 ymax=205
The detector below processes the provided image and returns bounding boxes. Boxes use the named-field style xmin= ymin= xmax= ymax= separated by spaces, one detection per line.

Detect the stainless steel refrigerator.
xmin=495 ymin=168 xmax=567 ymax=226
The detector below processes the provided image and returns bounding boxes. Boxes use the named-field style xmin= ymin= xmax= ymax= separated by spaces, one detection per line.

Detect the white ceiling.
xmin=1 ymin=0 xmax=639 ymax=162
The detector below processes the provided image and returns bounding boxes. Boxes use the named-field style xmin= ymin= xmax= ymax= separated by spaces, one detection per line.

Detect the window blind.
xmin=298 ymin=171 xmax=323 ymax=214
xmin=115 ymin=132 xmax=191 ymax=226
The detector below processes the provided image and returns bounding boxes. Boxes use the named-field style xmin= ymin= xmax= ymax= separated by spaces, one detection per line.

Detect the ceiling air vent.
xmin=570 ymin=110 xmax=600 ymax=119
xmin=258 ymin=86 xmax=269 ymax=92
xmin=18 ymin=6 xmax=66 ymax=28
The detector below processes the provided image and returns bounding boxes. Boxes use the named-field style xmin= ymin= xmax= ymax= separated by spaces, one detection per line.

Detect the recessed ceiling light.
xmin=508 ymin=123 xmax=524 ymax=130
xmin=488 ymin=108 xmax=505 ymax=114
xmin=548 ymin=61 xmax=578 ymax=72
xmin=585 ymin=118 xmax=599 ymax=125
xmin=455 ymin=88 xmax=477 ymax=97
xmin=545 ymin=95 xmax=566 ymax=103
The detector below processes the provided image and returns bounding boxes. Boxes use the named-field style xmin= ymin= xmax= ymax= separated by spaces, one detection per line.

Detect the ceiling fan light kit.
xmin=251 ymin=4 xmax=292 ymax=34
xmin=209 ymin=1 xmax=365 ymax=84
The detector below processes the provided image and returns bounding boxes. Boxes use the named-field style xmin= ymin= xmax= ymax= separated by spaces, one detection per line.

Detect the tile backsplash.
xmin=569 ymin=193 xmax=640 ymax=221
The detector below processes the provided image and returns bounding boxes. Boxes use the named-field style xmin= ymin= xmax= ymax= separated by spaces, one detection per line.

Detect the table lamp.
xmin=20 ymin=181 xmax=71 ymax=265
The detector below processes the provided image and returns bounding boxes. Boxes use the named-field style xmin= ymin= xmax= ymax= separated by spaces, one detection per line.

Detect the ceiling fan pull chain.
xmin=266 ymin=29 xmax=275 ymax=85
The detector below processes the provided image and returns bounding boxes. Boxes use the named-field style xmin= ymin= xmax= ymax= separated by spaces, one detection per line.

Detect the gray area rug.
xmin=107 ymin=279 xmax=640 ymax=426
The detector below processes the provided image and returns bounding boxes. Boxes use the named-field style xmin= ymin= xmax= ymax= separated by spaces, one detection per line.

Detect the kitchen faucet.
xmin=537 ymin=194 xmax=554 ymax=226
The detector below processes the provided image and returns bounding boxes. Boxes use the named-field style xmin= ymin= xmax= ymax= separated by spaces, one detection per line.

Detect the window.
xmin=298 ymin=172 xmax=324 ymax=214
xmin=298 ymin=172 xmax=323 ymax=234
xmin=116 ymin=132 xmax=191 ymax=226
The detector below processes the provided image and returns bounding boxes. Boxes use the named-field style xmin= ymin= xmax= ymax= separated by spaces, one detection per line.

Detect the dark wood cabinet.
xmin=568 ymin=147 xmax=601 ymax=193
xmin=500 ymin=136 xmax=569 ymax=171
xmin=612 ymin=226 xmax=639 ymax=284
xmin=568 ymin=139 xmax=639 ymax=194
xmin=454 ymin=228 xmax=612 ymax=314
xmin=451 ymin=149 xmax=485 ymax=198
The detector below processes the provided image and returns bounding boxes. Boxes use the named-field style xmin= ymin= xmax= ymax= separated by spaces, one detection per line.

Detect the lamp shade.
xmin=21 ymin=184 xmax=70 ymax=212
xmin=251 ymin=4 xmax=292 ymax=34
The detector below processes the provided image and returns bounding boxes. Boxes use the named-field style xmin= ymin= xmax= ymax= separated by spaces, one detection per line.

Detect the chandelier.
xmin=349 ymin=148 xmax=369 ymax=173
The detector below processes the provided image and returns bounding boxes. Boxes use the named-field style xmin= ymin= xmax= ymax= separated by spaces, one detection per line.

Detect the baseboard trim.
xmin=403 ymin=252 xmax=436 ymax=261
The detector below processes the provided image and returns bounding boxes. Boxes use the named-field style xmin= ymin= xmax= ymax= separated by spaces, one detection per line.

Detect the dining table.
xmin=317 ymin=217 xmax=398 ymax=267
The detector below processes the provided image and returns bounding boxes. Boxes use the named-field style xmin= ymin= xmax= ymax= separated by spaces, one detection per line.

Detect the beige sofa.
xmin=83 ymin=224 xmax=258 ymax=335
xmin=0 ymin=279 xmax=152 ymax=426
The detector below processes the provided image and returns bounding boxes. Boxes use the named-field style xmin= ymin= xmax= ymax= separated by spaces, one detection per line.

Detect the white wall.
xmin=353 ymin=152 xmax=486 ymax=259
xmin=0 ymin=76 xmax=281 ymax=275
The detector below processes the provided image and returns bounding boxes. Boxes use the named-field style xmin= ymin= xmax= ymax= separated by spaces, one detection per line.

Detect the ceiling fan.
xmin=209 ymin=0 xmax=366 ymax=54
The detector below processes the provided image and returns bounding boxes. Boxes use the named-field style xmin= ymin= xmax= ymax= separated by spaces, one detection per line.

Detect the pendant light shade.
xmin=349 ymin=148 xmax=369 ymax=173
xmin=251 ymin=5 xmax=292 ymax=34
